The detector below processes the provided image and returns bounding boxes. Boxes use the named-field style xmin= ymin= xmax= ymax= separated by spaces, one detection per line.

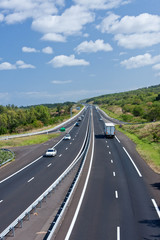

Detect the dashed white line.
xmin=66 ymin=148 xmax=68 ymax=150
xmin=109 ymin=151 xmax=111 ymax=154
xmin=0 ymin=200 xmax=3 ymax=203
xmin=113 ymin=172 xmax=116 ymax=177
xmin=59 ymin=154 xmax=62 ymax=157
xmin=107 ymin=145 xmax=109 ymax=148
xmin=117 ymin=226 xmax=120 ymax=240
xmin=115 ymin=191 xmax=118 ymax=198
xmin=123 ymin=147 xmax=142 ymax=177
xmin=115 ymin=136 xmax=120 ymax=143
xmin=111 ymin=160 xmax=113 ymax=163
xmin=28 ymin=177 xmax=34 ymax=183
xmin=47 ymin=163 xmax=52 ymax=167
xmin=152 ymin=199 xmax=160 ymax=218
xmin=70 ymin=142 xmax=72 ymax=145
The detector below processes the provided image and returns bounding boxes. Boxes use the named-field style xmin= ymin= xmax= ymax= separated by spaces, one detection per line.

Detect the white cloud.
xmin=42 ymin=47 xmax=53 ymax=54
xmin=51 ymin=80 xmax=72 ymax=84
xmin=155 ymin=72 xmax=160 ymax=77
xmin=0 ymin=0 xmax=60 ymax=24
xmin=48 ymin=54 xmax=90 ymax=68
xmin=32 ymin=5 xmax=95 ymax=37
xmin=115 ymin=32 xmax=160 ymax=49
xmin=22 ymin=46 xmax=39 ymax=53
xmin=73 ymin=0 xmax=130 ymax=10
xmin=41 ymin=33 xmax=66 ymax=42
xmin=0 ymin=62 xmax=16 ymax=70
xmin=75 ymin=39 xmax=113 ymax=54
xmin=0 ymin=13 xmax=4 ymax=21
xmin=121 ymin=53 xmax=160 ymax=69
xmin=16 ymin=60 xmax=35 ymax=69
xmin=152 ymin=63 xmax=160 ymax=70
xmin=98 ymin=13 xmax=160 ymax=49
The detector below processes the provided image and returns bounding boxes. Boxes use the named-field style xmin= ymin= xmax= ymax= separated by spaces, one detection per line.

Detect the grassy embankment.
xmin=101 ymin=107 xmax=160 ymax=173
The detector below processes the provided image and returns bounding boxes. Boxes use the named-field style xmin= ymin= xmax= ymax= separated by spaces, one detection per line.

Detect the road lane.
xmin=56 ymin=106 xmax=160 ymax=240
xmin=0 ymin=108 xmax=90 ymax=233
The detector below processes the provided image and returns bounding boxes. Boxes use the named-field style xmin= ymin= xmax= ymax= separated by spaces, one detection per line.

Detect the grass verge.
xmin=0 ymin=133 xmax=60 ymax=148
xmin=117 ymin=125 xmax=160 ymax=173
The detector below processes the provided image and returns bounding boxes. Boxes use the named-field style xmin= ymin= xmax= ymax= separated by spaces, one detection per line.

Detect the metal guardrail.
xmin=43 ymin=111 xmax=92 ymax=240
xmin=0 ymin=107 xmax=85 ymax=141
xmin=0 ymin=109 xmax=90 ymax=240
xmin=0 ymin=149 xmax=15 ymax=167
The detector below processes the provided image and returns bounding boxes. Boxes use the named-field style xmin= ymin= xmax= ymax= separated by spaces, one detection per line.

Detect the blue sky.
xmin=0 ymin=0 xmax=160 ymax=106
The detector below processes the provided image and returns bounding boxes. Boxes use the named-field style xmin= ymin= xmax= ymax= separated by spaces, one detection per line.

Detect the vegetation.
xmin=0 ymin=102 xmax=82 ymax=135
xmin=0 ymin=133 xmax=60 ymax=148
xmin=0 ymin=149 xmax=14 ymax=165
xmin=117 ymin=122 xmax=160 ymax=172
xmin=86 ymin=84 xmax=160 ymax=123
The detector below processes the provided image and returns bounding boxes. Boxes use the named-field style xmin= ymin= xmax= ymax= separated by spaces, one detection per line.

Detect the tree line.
xmin=0 ymin=102 xmax=76 ymax=135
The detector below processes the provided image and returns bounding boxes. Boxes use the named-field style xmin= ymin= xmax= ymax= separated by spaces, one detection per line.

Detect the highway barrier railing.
xmin=43 ymin=110 xmax=92 ymax=240
xmin=0 ymin=107 xmax=85 ymax=141
xmin=0 ymin=109 xmax=91 ymax=240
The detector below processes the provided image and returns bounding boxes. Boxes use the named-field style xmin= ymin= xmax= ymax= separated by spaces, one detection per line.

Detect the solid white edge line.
xmin=64 ymin=115 xmax=95 ymax=240
xmin=123 ymin=147 xmax=142 ymax=177
xmin=152 ymin=199 xmax=160 ymax=218
xmin=117 ymin=226 xmax=120 ymax=240
xmin=115 ymin=136 xmax=120 ymax=143
xmin=28 ymin=177 xmax=34 ymax=183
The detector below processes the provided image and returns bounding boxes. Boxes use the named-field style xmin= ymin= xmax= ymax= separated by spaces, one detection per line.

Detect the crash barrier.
xmin=0 ymin=149 xmax=14 ymax=167
xmin=0 ymin=110 xmax=91 ymax=240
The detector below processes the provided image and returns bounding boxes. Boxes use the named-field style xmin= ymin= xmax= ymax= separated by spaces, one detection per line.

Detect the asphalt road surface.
xmin=55 ymin=106 xmax=160 ymax=240
xmin=0 ymin=108 xmax=89 ymax=233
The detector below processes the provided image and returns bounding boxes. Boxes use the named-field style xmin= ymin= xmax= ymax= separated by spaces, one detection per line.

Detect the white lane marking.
xmin=0 ymin=156 xmax=42 ymax=184
xmin=107 ymin=145 xmax=109 ymax=148
xmin=115 ymin=191 xmax=118 ymax=198
xmin=47 ymin=163 xmax=52 ymax=167
xmin=28 ymin=177 xmax=34 ymax=183
xmin=66 ymin=148 xmax=68 ymax=150
xmin=152 ymin=199 xmax=160 ymax=218
xmin=106 ymin=140 xmax=107 ymax=143
xmin=59 ymin=154 xmax=62 ymax=157
xmin=0 ymin=200 xmax=3 ymax=203
xmin=123 ymin=147 xmax=142 ymax=177
xmin=109 ymin=151 xmax=111 ymax=154
xmin=117 ymin=226 xmax=120 ymax=240
xmin=73 ymin=138 xmax=74 ymax=141
xmin=115 ymin=136 xmax=120 ymax=143
xmin=113 ymin=172 xmax=116 ymax=177
xmin=111 ymin=160 xmax=113 ymax=163
xmin=70 ymin=142 xmax=72 ymax=145
xmin=65 ymin=119 xmax=95 ymax=240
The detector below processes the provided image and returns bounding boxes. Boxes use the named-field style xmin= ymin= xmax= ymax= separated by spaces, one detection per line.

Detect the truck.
xmin=104 ymin=122 xmax=115 ymax=138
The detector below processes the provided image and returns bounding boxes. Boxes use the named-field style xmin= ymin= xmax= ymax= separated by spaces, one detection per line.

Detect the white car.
xmin=45 ymin=148 xmax=57 ymax=157
xmin=64 ymin=133 xmax=71 ymax=140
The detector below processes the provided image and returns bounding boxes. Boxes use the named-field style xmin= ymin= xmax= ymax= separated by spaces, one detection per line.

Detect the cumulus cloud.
xmin=98 ymin=13 xmax=160 ymax=49
xmin=51 ymin=80 xmax=72 ymax=84
xmin=48 ymin=54 xmax=90 ymax=68
xmin=152 ymin=63 xmax=160 ymax=70
xmin=121 ymin=53 xmax=160 ymax=69
xmin=0 ymin=62 xmax=16 ymax=70
xmin=73 ymin=0 xmax=130 ymax=10
xmin=75 ymin=39 xmax=113 ymax=54
xmin=32 ymin=5 xmax=95 ymax=37
xmin=0 ymin=60 xmax=35 ymax=70
xmin=16 ymin=60 xmax=35 ymax=69
xmin=41 ymin=33 xmax=66 ymax=42
xmin=22 ymin=46 xmax=39 ymax=53
xmin=42 ymin=47 xmax=53 ymax=54
xmin=0 ymin=0 xmax=60 ymax=24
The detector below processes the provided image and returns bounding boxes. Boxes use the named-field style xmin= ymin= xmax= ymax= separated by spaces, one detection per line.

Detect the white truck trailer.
xmin=104 ymin=122 xmax=115 ymax=138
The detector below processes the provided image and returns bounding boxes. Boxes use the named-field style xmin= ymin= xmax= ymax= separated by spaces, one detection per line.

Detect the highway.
xmin=0 ymin=108 xmax=89 ymax=233
xmin=0 ymin=106 xmax=160 ymax=240
xmin=55 ymin=106 xmax=160 ymax=240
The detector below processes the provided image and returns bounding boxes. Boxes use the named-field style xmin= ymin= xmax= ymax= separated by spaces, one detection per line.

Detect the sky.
xmin=0 ymin=0 xmax=160 ymax=106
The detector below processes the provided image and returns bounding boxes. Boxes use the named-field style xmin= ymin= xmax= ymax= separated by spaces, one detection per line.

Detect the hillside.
xmin=86 ymin=84 xmax=160 ymax=123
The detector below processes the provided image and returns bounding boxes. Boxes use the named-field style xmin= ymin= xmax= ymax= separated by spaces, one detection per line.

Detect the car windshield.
xmin=48 ymin=149 xmax=55 ymax=152
xmin=66 ymin=134 xmax=70 ymax=137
